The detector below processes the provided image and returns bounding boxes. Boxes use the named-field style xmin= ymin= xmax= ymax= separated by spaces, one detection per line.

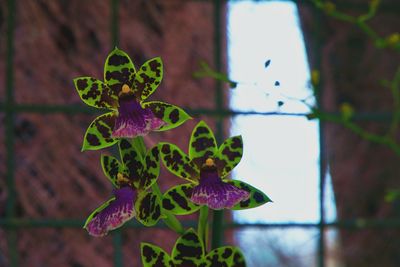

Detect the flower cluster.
xmin=74 ymin=48 xmax=271 ymax=266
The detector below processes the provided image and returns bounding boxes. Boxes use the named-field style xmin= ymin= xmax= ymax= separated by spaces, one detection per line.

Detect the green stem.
xmin=198 ymin=206 xmax=209 ymax=252
xmin=151 ymin=183 xmax=184 ymax=234
xmin=132 ymin=136 xmax=147 ymax=157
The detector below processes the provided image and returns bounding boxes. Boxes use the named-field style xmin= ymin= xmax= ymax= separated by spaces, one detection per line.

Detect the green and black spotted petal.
xmin=162 ymin=184 xmax=200 ymax=215
xmin=101 ymin=154 xmax=124 ymax=188
xmin=231 ymin=247 xmax=246 ymax=267
xmin=135 ymin=191 xmax=162 ymax=227
xmin=141 ymin=243 xmax=172 ymax=267
xmin=139 ymin=145 xmax=161 ymax=190
xmin=143 ymin=101 xmax=191 ymax=132
xmin=104 ymin=48 xmax=136 ymax=94
xmin=216 ymin=135 xmax=243 ymax=178
xmin=118 ymin=139 xmax=144 ymax=184
xmin=132 ymin=57 xmax=163 ymax=101
xmin=189 ymin=121 xmax=218 ymax=168
xmin=159 ymin=143 xmax=199 ymax=181
xmin=204 ymin=246 xmax=245 ymax=267
xmin=172 ymin=229 xmax=205 ymax=267
xmin=82 ymin=112 xmax=118 ymax=151
xmin=225 ymin=180 xmax=271 ymax=210
xmin=73 ymin=77 xmax=118 ymax=109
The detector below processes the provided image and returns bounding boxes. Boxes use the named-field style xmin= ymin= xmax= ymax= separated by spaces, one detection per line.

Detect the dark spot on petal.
xmin=176 ymin=243 xmax=202 ymax=259
xmin=162 ymin=198 xmax=175 ymax=210
xmin=86 ymin=133 xmax=100 ymax=146
xmin=275 ymin=81 xmax=280 ymax=86
xmin=169 ymin=189 xmax=190 ymax=211
xmin=169 ymin=108 xmax=180 ymax=124
xmin=142 ymin=245 xmax=156 ymax=263
xmin=183 ymin=232 xmax=198 ymax=243
xmin=222 ymin=248 xmax=233 ymax=259
xmin=191 ymin=137 xmax=214 ymax=153
xmin=254 ymin=191 xmax=265 ymax=203
xmin=231 ymin=137 xmax=242 ymax=149
xmin=193 ymin=126 xmax=209 ymax=137
xmin=161 ymin=144 xmax=171 ymax=154
xmin=108 ymin=53 xmax=130 ymax=66
xmin=265 ymin=59 xmax=271 ymax=68
xmin=76 ymin=78 xmax=88 ymax=91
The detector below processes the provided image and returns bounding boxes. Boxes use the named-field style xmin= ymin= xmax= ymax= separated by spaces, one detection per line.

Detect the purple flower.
xmin=191 ymin=158 xmax=249 ymax=209
xmin=112 ymin=89 xmax=165 ymax=138
xmin=74 ymin=49 xmax=191 ymax=150
xmin=84 ymin=143 xmax=163 ymax=236
xmin=160 ymin=121 xmax=257 ymax=211
xmin=85 ymin=187 xmax=136 ymax=237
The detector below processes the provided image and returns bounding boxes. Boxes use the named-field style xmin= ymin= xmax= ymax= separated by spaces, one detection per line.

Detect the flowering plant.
xmin=74 ymin=48 xmax=271 ymax=266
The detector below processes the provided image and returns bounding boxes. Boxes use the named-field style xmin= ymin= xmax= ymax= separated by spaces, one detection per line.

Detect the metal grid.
xmin=1 ymin=0 xmax=398 ymax=266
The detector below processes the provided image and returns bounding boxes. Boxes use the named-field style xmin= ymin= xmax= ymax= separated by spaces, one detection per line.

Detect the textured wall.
xmin=299 ymin=1 xmax=400 ymax=266
xmin=0 ymin=1 xmax=226 ymax=266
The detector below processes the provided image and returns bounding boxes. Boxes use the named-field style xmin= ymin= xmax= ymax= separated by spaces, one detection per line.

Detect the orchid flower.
xmin=141 ymin=228 xmax=246 ymax=267
xmin=159 ymin=121 xmax=271 ymax=214
xmin=84 ymin=139 xmax=162 ymax=236
xmin=74 ymin=48 xmax=191 ymax=151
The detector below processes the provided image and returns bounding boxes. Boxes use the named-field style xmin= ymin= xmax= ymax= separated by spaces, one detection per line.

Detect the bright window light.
xmin=227 ymin=1 xmax=337 ymax=266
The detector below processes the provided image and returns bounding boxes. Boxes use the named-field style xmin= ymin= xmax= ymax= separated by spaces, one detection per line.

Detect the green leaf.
xmin=162 ymin=184 xmax=200 ymax=215
xmin=104 ymin=48 xmax=136 ymax=93
xmin=143 ymin=101 xmax=192 ymax=132
xmin=135 ymin=191 xmax=162 ymax=227
xmin=132 ymin=57 xmax=163 ymax=101
xmin=73 ymin=77 xmax=118 ymax=109
xmin=83 ymin=197 xmax=116 ymax=229
xmin=225 ymin=180 xmax=272 ymax=210
xmin=139 ymin=145 xmax=160 ymax=190
xmin=189 ymin=121 xmax=218 ymax=168
xmin=118 ymin=139 xmax=144 ymax=184
xmin=82 ymin=112 xmax=117 ymax=151
xmin=172 ymin=229 xmax=205 ymax=267
xmin=216 ymin=135 xmax=243 ymax=178
xmin=141 ymin=243 xmax=172 ymax=267
xmin=101 ymin=154 xmax=124 ymax=188
xmin=159 ymin=142 xmax=199 ymax=181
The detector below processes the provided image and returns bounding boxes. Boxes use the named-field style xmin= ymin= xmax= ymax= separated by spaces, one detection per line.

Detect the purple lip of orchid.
xmin=190 ymin=158 xmax=250 ymax=210
xmin=111 ymin=90 xmax=165 ymax=138
xmin=86 ymin=187 xmax=136 ymax=237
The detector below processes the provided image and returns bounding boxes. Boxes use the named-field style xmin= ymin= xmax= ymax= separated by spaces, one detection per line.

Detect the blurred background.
xmin=1 ymin=0 xmax=400 ymax=266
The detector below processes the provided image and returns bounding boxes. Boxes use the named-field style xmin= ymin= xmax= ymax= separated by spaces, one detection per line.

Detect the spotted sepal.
xmin=132 ymin=57 xmax=163 ymax=101
xmin=139 ymin=146 xmax=160 ymax=190
xmin=172 ymin=229 xmax=205 ymax=267
xmin=204 ymin=246 xmax=246 ymax=267
xmin=159 ymin=142 xmax=199 ymax=181
xmin=143 ymin=101 xmax=192 ymax=132
xmin=162 ymin=184 xmax=200 ymax=215
xmin=225 ymin=180 xmax=271 ymax=210
xmin=101 ymin=154 xmax=124 ymax=188
xmin=104 ymin=48 xmax=136 ymax=93
xmin=83 ymin=197 xmax=115 ymax=229
xmin=82 ymin=112 xmax=117 ymax=151
xmin=216 ymin=135 xmax=243 ymax=178
xmin=135 ymin=191 xmax=162 ymax=227
xmin=141 ymin=243 xmax=172 ymax=267
xmin=73 ymin=77 xmax=118 ymax=109
xmin=119 ymin=139 xmax=144 ymax=184
xmin=189 ymin=121 xmax=218 ymax=168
